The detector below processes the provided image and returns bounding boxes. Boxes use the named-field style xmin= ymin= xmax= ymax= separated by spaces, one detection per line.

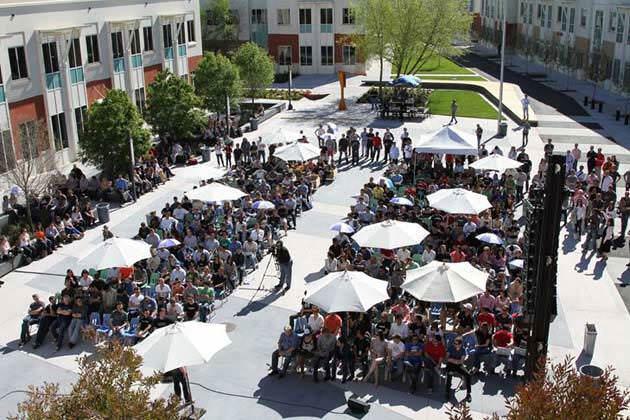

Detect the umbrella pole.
xmin=413 ymin=151 xmax=417 ymax=185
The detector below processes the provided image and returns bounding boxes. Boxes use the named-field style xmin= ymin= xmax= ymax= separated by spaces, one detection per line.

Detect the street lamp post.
xmin=128 ymin=135 xmax=137 ymax=203
xmin=497 ymin=0 xmax=507 ymax=134
xmin=287 ymin=63 xmax=293 ymax=110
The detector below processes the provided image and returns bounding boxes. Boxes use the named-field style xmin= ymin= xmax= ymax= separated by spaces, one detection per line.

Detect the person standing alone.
xmin=449 ymin=100 xmax=458 ymax=124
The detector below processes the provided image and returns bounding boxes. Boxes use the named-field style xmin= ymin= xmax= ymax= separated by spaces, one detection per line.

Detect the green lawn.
xmin=416 ymin=56 xmax=473 ymax=75
xmin=419 ymin=75 xmax=486 ymax=81
xmin=428 ymin=90 xmax=499 ymax=119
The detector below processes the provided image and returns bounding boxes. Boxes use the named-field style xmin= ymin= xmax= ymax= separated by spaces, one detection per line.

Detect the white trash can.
xmin=583 ymin=323 xmax=597 ymax=356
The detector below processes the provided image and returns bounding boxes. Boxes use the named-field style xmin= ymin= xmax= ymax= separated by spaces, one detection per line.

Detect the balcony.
xmin=178 ymin=44 xmax=187 ymax=56
xmin=299 ymin=24 xmax=312 ymax=33
xmin=45 ymin=72 xmax=62 ymax=90
xmin=131 ymin=54 xmax=143 ymax=69
xmin=165 ymin=47 xmax=174 ymax=60
xmin=70 ymin=67 xmax=84 ymax=84
xmin=320 ymin=24 xmax=333 ymax=33
xmin=0 ymin=86 xmax=4 ymax=103
xmin=113 ymin=57 xmax=125 ymax=73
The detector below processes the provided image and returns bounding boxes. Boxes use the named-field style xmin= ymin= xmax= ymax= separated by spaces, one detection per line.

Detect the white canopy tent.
xmin=412 ymin=126 xmax=478 ymax=155
xmin=186 ymin=182 xmax=247 ymax=202
xmin=259 ymin=128 xmax=300 ymax=146
xmin=469 ymin=154 xmax=523 ymax=172
xmin=274 ymin=142 xmax=321 ymax=162
xmin=75 ymin=238 xmax=152 ymax=270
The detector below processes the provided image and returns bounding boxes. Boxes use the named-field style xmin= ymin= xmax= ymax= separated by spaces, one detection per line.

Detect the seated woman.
xmin=0 ymin=235 xmax=13 ymax=261
xmin=362 ymin=331 xmax=389 ymax=385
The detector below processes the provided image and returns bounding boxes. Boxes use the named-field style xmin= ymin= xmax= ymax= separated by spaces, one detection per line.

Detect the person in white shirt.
xmin=249 ymin=225 xmax=265 ymax=243
xmin=601 ymin=172 xmax=613 ymax=192
xmin=159 ymin=213 xmax=177 ymax=232
xmin=389 ymin=144 xmax=400 ymax=163
xmin=170 ymin=265 xmax=187 ymax=283
xmin=521 ymin=94 xmax=530 ymax=120
xmin=166 ymin=298 xmax=184 ymax=321
xmin=396 ymin=247 xmax=411 ymax=263
xmin=128 ymin=288 xmax=145 ymax=316
xmin=155 ymin=278 xmax=171 ymax=301
xmin=307 ymin=306 xmax=325 ymax=333
xmin=403 ymin=143 xmax=413 ymax=164
xmin=463 ymin=220 xmax=478 ymax=237
xmin=243 ymin=237 xmax=259 ymax=270
xmin=172 ymin=205 xmax=189 ymax=221
xmin=422 ymin=244 xmax=436 ymax=264
xmin=387 ymin=335 xmax=406 ymax=379
xmin=389 ymin=314 xmax=409 ymax=339
xmin=145 ymin=229 xmax=160 ymax=248
xmin=78 ymin=270 xmax=93 ymax=289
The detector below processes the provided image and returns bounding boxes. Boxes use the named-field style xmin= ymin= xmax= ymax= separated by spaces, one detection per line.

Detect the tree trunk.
xmin=378 ymin=54 xmax=384 ymax=103
xmin=25 ymin=196 xmax=33 ymax=229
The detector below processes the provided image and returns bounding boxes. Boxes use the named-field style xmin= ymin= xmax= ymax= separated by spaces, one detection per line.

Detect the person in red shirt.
xmin=491 ymin=325 xmax=513 ymax=374
xmin=371 ymin=133 xmax=382 ymax=163
xmin=324 ymin=313 xmax=342 ymax=335
xmin=477 ymin=306 xmax=496 ymax=331
xmin=450 ymin=245 xmax=466 ymax=263
xmin=422 ymin=334 xmax=446 ymax=392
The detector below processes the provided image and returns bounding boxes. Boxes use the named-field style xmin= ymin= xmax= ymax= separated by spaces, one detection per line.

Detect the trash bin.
xmin=97 ymin=202 xmax=110 ymax=224
xmin=201 ymin=147 xmax=211 ymax=163
xmin=579 ymin=364 xmax=604 ymax=381
xmin=498 ymin=121 xmax=508 ymax=137
xmin=249 ymin=117 xmax=258 ymax=131
xmin=583 ymin=323 xmax=597 ymax=356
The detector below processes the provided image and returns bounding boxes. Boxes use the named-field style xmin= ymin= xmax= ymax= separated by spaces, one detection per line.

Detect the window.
xmin=321 ymin=46 xmax=333 ymax=66
xmin=537 ymin=4 xmax=541 ymax=19
xmin=251 ymin=9 xmax=267 ymax=24
xmin=130 ymin=29 xmax=141 ymax=55
xmin=547 ymin=5 xmax=552 ymax=28
xmin=557 ymin=6 xmax=562 ymax=23
xmin=51 ymin=113 xmax=68 ymax=151
xmin=299 ymin=9 xmax=312 ymax=33
xmin=594 ymin=11 xmax=603 ymax=49
xmin=68 ymin=38 xmax=82 ymax=68
xmin=342 ymin=8 xmax=354 ymax=25
xmin=520 ymin=3 xmax=526 ymax=23
xmin=111 ymin=32 xmax=124 ymax=59
xmin=581 ymin=8 xmax=588 ymax=27
xmin=277 ymin=46 xmax=292 ymax=65
xmin=176 ymin=22 xmax=185 ymax=45
xmin=569 ymin=8 xmax=575 ymax=33
xmin=187 ymin=20 xmax=196 ymax=42
xmin=42 ymin=42 xmax=59 ymax=74
xmin=612 ymin=59 xmax=621 ymax=84
xmin=277 ymin=8 xmax=290 ymax=25
xmin=320 ymin=8 xmax=333 ymax=24
xmin=162 ymin=24 xmax=173 ymax=49
xmin=300 ymin=46 xmax=312 ymax=66
xmin=74 ymin=106 xmax=87 ymax=135
xmin=343 ymin=45 xmax=356 ymax=65
xmin=0 ymin=130 xmax=16 ymax=174
xmin=135 ymin=87 xmax=146 ymax=113
xmin=609 ymin=12 xmax=617 ymax=32
xmin=528 ymin=4 xmax=533 ymax=24
xmin=143 ymin=27 xmax=154 ymax=52
xmin=8 ymin=46 xmax=28 ymax=80
xmin=561 ymin=8 xmax=567 ymax=31
xmin=19 ymin=121 xmax=39 ymax=160
xmin=617 ymin=14 xmax=625 ymax=43
xmin=86 ymin=35 xmax=100 ymax=63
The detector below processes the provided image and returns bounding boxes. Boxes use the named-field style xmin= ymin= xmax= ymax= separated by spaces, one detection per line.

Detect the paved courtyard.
xmin=0 ymin=57 xmax=629 ymax=419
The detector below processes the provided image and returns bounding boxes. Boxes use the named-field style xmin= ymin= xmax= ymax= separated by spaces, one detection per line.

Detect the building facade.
xmin=475 ymin=0 xmax=630 ymax=91
xmin=0 ymin=0 xmax=203 ymax=175
xmin=204 ymin=0 xmax=365 ymax=75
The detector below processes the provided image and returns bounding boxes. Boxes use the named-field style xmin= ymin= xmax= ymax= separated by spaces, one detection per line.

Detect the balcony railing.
xmin=70 ymin=67 xmax=84 ymax=84
xmin=299 ymin=24 xmax=312 ymax=33
xmin=131 ymin=54 xmax=143 ymax=69
xmin=113 ymin=57 xmax=125 ymax=73
xmin=178 ymin=44 xmax=187 ymax=56
xmin=320 ymin=24 xmax=333 ymax=33
xmin=0 ymin=86 xmax=5 ymax=103
xmin=165 ymin=47 xmax=174 ymax=60
xmin=45 ymin=72 xmax=62 ymax=90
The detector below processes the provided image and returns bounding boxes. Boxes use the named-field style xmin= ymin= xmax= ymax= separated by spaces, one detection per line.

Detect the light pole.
xmin=287 ymin=63 xmax=293 ymax=110
xmin=128 ymin=135 xmax=137 ymax=203
xmin=497 ymin=0 xmax=507 ymax=135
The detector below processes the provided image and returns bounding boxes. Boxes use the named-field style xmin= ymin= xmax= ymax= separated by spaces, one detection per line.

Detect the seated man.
xmin=387 ymin=334 xmax=406 ymax=380
xmin=491 ymin=325 xmax=513 ymax=375
xmin=136 ymin=308 xmax=154 ymax=341
xmin=470 ymin=322 xmax=493 ymax=374
xmin=19 ymin=294 xmax=45 ymax=347
xmin=313 ymin=329 xmax=337 ymax=382
xmin=422 ymin=334 xmax=446 ymax=393
xmin=445 ymin=336 xmax=471 ymax=401
xmin=109 ymin=301 xmax=129 ymax=340
xmin=404 ymin=334 xmax=424 ymax=393
xmin=182 ymin=295 xmax=199 ymax=321
xmin=269 ymin=325 xmax=300 ymax=378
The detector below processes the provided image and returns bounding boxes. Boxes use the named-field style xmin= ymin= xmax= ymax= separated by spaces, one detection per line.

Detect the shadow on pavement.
xmin=304 ymin=268 xmax=325 ymax=283
xmin=233 ymin=291 xmax=283 ymax=318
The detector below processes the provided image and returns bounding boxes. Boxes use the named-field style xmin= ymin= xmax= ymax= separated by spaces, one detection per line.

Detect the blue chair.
xmin=122 ymin=317 xmax=140 ymax=345
xmin=96 ymin=313 xmax=111 ymax=341
xmin=89 ymin=312 xmax=100 ymax=328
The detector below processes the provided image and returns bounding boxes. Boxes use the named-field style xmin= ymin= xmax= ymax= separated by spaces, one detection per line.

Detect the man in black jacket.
xmin=274 ymin=241 xmax=292 ymax=291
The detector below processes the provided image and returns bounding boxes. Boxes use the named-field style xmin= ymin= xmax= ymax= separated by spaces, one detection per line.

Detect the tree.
xmin=388 ymin=0 xmax=472 ymax=77
xmin=353 ymin=0 xmax=393 ymax=100
xmin=448 ymin=357 xmax=630 ymax=420
xmin=203 ymin=0 xmax=239 ymax=41
xmin=194 ymin=51 xmax=242 ymax=115
xmin=9 ymin=341 xmax=181 ymax=419
xmin=79 ymin=89 xmax=151 ymax=179
xmin=232 ymin=42 xmax=275 ymax=105
xmin=5 ymin=120 xmax=56 ymax=227
xmin=145 ymin=70 xmax=206 ymax=141
xmin=587 ymin=52 xmax=610 ymax=102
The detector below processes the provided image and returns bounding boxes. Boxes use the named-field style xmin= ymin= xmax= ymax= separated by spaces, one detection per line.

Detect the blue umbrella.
xmin=391 ymin=75 xmax=422 ymax=87
xmin=252 ymin=200 xmax=275 ymax=210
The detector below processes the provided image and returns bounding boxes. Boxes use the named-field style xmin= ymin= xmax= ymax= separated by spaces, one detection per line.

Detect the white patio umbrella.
xmin=158 ymin=238 xmax=181 ymax=249
xmin=181 ymin=164 xmax=227 ymax=181
xmin=259 ymin=128 xmax=299 ymax=146
xmin=352 ymin=219 xmax=429 ymax=250
xmin=134 ymin=322 xmax=231 ymax=373
xmin=186 ymin=182 xmax=247 ymax=202
xmin=509 ymin=259 xmax=524 ymax=269
xmin=402 ymin=261 xmax=489 ymax=303
xmin=76 ymin=238 xmax=152 ymax=270
xmin=274 ymin=142 xmax=321 ymax=162
xmin=427 ymin=188 xmax=492 ymax=215
xmin=330 ymin=222 xmax=355 ymax=234
xmin=252 ymin=200 xmax=275 ymax=210
xmin=470 ymin=154 xmax=523 ymax=172
xmin=305 ymin=270 xmax=389 ymax=313
xmin=390 ymin=197 xmax=414 ymax=206
xmin=476 ymin=232 xmax=504 ymax=245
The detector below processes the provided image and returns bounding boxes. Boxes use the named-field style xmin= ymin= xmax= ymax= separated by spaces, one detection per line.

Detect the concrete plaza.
xmin=0 ymin=57 xmax=628 ymax=419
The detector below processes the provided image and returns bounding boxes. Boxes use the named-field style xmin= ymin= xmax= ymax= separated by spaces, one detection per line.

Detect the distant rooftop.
xmin=0 ymin=0 xmax=157 ymax=10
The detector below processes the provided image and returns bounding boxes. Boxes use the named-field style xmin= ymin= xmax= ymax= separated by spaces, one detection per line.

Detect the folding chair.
xmin=122 ymin=317 xmax=140 ymax=345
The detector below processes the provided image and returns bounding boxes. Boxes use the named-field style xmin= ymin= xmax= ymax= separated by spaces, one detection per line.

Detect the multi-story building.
xmin=204 ymin=0 xmax=365 ymax=75
xmin=0 ymin=0 xmax=203 ymax=175
xmin=475 ymin=0 xmax=630 ymax=91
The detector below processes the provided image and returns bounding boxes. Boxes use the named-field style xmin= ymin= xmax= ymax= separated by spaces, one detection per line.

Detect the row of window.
xmin=277 ymin=45 xmax=356 ymax=66
xmin=5 ymin=20 xmax=195 ymax=82
xmin=252 ymin=7 xmax=354 ymax=26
